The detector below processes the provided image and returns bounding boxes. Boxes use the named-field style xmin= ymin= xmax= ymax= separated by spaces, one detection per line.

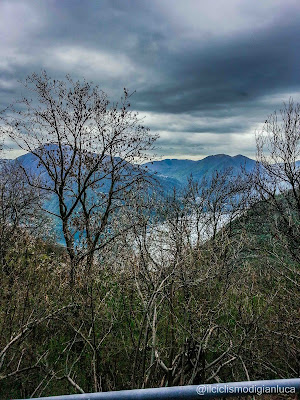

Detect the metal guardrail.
xmin=15 ymin=378 xmax=300 ymax=400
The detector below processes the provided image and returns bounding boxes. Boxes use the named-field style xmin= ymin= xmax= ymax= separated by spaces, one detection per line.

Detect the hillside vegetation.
xmin=0 ymin=74 xmax=299 ymax=398
xmin=0 ymin=183 xmax=299 ymax=398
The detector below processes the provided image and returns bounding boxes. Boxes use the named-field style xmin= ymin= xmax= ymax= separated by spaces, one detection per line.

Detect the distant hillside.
xmin=14 ymin=148 xmax=182 ymax=194
xmin=8 ymin=151 xmax=299 ymax=195
xmin=144 ymin=154 xmax=256 ymax=183
xmin=6 ymin=151 xmax=258 ymax=201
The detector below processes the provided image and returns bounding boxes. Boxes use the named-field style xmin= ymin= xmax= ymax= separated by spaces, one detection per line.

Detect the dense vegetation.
xmin=0 ymin=185 xmax=299 ymax=398
xmin=0 ymin=75 xmax=299 ymax=398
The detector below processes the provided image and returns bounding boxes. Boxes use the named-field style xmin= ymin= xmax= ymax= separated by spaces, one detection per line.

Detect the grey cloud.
xmin=0 ymin=0 xmax=299 ymax=158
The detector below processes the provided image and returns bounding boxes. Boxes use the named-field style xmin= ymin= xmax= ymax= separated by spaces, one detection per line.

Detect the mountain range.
xmin=10 ymin=149 xmax=258 ymax=192
xmin=144 ymin=154 xmax=256 ymax=185
xmin=3 ymin=147 xmax=300 ymax=245
xmin=9 ymin=148 xmax=300 ymax=191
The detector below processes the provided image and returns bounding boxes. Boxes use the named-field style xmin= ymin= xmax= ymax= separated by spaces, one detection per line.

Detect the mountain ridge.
xmin=11 ymin=148 xmax=257 ymax=192
xmin=10 ymin=148 xmax=299 ymax=191
xmin=144 ymin=153 xmax=256 ymax=183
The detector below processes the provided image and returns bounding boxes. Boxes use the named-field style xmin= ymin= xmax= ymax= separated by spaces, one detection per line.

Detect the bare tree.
xmin=255 ymin=99 xmax=300 ymax=264
xmin=1 ymin=71 xmax=157 ymax=285
xmin=113 ymin=173 xmax=253 ymax=388
xmin=0 ymin=161 xmax=51 ymax=272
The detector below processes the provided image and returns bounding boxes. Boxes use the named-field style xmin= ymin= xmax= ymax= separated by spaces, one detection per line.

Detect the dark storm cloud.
xmin=1 ymin=0 xmax=300 ymax=158
xmin=134 ymin=21 xmax=300 ymax=113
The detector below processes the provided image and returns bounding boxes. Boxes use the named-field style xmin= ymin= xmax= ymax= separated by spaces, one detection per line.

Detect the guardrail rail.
xmin=15 ymin=378 xmax=300 ymax=400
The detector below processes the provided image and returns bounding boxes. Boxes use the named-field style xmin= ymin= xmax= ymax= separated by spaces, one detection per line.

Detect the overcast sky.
xmin=1 ymin=0 xmax=300 ymax=159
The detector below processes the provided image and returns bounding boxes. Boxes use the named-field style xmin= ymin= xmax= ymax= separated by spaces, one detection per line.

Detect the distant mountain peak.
xmin=233 ymin=154 xmax=251 ymax=160
xmin=145 ymin=153 xmax=256 ymax=183
xmin=206 ymin=153 xmax=228 ymax=157
xmin=202 ymin=154 xmax=230 ymax=160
